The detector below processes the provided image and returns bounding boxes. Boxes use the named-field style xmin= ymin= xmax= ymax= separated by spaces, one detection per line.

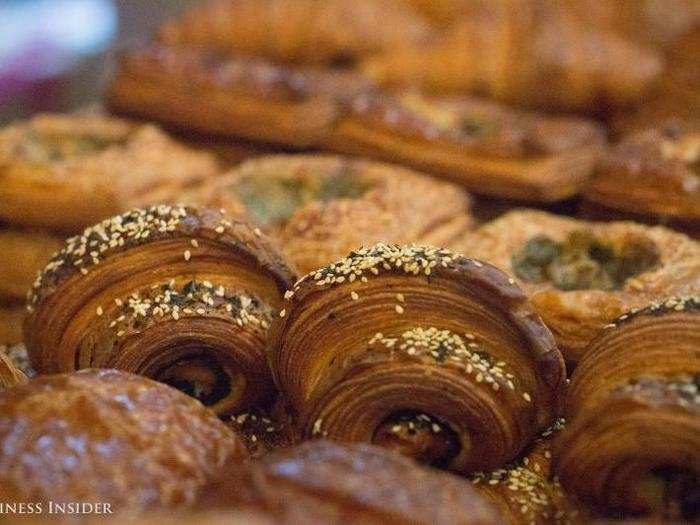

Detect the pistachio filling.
xmin=17 ymin=131 xmax=122 ymax=163
xmin=158 ymin=355 xmax=232 ymax=406
xmin=372 ymin=411 xmax=461 ymax=468
xmin=511 ymin=231 xmax=659 ymax=291
xmin=235 ymin=170 xmax=374 ymax=227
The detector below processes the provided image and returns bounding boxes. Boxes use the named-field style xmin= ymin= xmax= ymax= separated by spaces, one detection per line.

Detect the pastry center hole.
xmin=511 ymin=230 xmax=660 ymax=291
xmin=372 ymin=410 xmax=461 ymax=468
xmin=158 ymin=354 xmax=232 ymax=406
xmin=637 ymin=466 xmax=699 ymax=521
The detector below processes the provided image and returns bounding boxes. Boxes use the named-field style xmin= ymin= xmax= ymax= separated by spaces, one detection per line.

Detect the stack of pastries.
xmin=0 ymin=0 xmax=698 ymax=523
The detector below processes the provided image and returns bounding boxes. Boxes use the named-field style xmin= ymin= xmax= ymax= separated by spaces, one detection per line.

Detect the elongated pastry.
xmin=362 ymin=0 xmax=663 ymax=112
xmin=455 ymin=210 xmax=700 ymax=366
xmin=201 ymin=440 xmax=502 ymax=524
xmin=271 ymin=243 xmax=566 ymax=474
xmin=158 ymin=0 xmax=432 ymax=64
xmin=554 ymin=296 xmax=700 ymax=521
xmin=0 ymin=349 xmax=27 ymax=388
xmin=0 ymin=114 xmax=221 ymax=232
xmin=24 ymin=205 xmax=296 ymax=417
xmin=0 ymin=228 xmax=63 ymax=302
xmin=0 ymin=304 xmax=24 ymax=346
xmin=0 ymin=369 xmax=247 ymax=511
xmin=325 ymin=93 xmax=606 ymax=201
xmin=192 ymin=154 xmax=474 ymax=274
xmin=585 ymin=122 xmax=699 ymax=229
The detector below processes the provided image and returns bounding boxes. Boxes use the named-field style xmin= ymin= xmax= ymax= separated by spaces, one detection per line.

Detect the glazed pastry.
xmin=271 ymin=243 xmax=566 ymax=473
xmin=0 ymin=305 xmax=24 ymax=346
xmin=0 ymin=369 xmax=247 ymax=510
xmin=107 ymin=44 xmax=375 ymax=148
xmin=192 ymin=154 xmax=474 ymax=274
xmin=585 ymin=122 xmax=699 ymax=228
xmin=362 ymin=0 xmax=663 ymax=112
xmin=158 ymin=0 xmax=432 ymax=64
xmin=325 ymin=93 xmax=606 ymax=201
xmin=0 ymin=114 xmax=221 ymax=232
xmin=455 ymin=210 xmax=700 ymax=366
xmin=554 ymin=296 xmax=700 ymax=521
xmin=0 ymin=349 xmax=27 ymax=389
xmin=201 ymin=440 xmax=502 ymax=524
xmin=0 ymin=228 xmax=63 ymax=302
xmin=24 ymin=205 xmax=296 ymax=417
xmin=471 ymin=419 xmax=585 ymax=525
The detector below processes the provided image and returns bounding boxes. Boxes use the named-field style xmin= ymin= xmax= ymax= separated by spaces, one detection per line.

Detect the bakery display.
xmin=0 ymin=369 xmax=247 ymax=510
xmin=191 ymin=154 xmax=473 ymax=274
xmin=271 ymin=243 xmax=566 ymax=473
xmin=200 ymin=439 xmax=502 ymax=524
xmin=24 ymin=205 xmax=296 ymax=416
xmin=455 ymin=210 xmax=700 ymax=366
xmin=554 ymin=296 xmax=699 ymax=521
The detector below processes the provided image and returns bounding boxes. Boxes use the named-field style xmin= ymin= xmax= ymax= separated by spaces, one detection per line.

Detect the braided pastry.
xmin=24 ymin=205 xmax=296 ymax=417
xmin=554 ymin=296 xmax=700 ymax=521
xmin=271 ymin=244 xmax=566 ymax=474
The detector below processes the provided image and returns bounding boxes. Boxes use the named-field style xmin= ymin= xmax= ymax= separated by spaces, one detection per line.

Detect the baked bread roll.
xmin=0 ymin=114 xmax=221 ymax=232
xmin=201 ymin=440 xmax=502 ymax=524
xmin=585 ymin=122 xmax=699 ymax=228
xmin=554 ymin=296 xmax=700 ymax=521
xmin=192 ymin=154 xmax=474 ymax=274
xmin=0 ymin=369 xmax=247 ymax=511
xmin=455 ymin=210 xmax=700 ymax=366
xmin=362 ymin=0 xmax=663 ymax=112
xmin=158 ymin=0 xmax=433 ymax=64
xmin=0 ymin=348 xmax=27 ymax=389
xmin=24 ymin=205 xmax=296 ymax=417
xmin=271 ymin=243 xmax=566 ymax=473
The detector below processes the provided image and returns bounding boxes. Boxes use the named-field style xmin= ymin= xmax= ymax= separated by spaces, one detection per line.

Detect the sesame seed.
xmin=184 ymin=250 xmax=191 ymax=261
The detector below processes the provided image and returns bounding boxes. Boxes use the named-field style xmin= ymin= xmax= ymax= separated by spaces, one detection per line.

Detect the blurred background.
xmin=0 ymin=0 xmax=197 ymax=124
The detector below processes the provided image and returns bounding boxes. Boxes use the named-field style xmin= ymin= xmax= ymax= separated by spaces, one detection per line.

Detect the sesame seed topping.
xmin=351 ymin=291 xmax=359 ymax=301
xmin=395 ymin=304 xmax=404 ymax=314
xmin=604 ymin=296 xmax=699 ymax=330
xmin=184 ymin=250 xmax=191 ymax=261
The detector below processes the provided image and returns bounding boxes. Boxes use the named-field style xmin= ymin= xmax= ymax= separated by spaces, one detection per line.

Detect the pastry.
xmin=0 ymin=228 xmax=63 ymax=302
xmin=0 ymin=304 xmax=24 ymax=346
xmin=0 ymin=114 xmax=221 ymax=232
xmin=201 ymin=440 xmax=502 ymax=524
xmin=0 ymin=349 xmax=27 ymax=389
xmin=585 ymin=121 xmax=699 ymax=228
xmin=158 ymin=0 xmax=432 ymax=64
xmin=271 ymin=243 xmax=566 ymax=473
xmin=24 ymin=205 xmax=296 ymax=417
xmin=0 ymin=369 xmax=247 ymax=511
xmin=362 ymin=0 xmax=663 ymax=112
xmin=455 ymin=210 xmax=700 ymax=366
xmin=554 ymin=296 xmax=700 ymax=521
xmin=325 ymin=92 xmax=606 ymax=201
xmin=192 ymin=154 xmax=474 ymax=274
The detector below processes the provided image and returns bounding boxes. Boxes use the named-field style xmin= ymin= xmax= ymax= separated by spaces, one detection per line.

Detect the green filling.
xmin=235 ymin=170 xmax=374 ymax=227
xmin=511 ymin=231 xmax=659 ymax=291
xmin=18 ymin=131 xmax=119 ymax=163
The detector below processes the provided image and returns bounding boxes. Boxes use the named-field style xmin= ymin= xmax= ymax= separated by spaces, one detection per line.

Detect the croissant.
xmin=0 ymin=369 xmax=247 ymax=511
xmin=0 ymin=114 xmax=221 ymax=233
xmin=553 ymin=296 xmax=700 ymax=521
xmin=158 ymin=0 xmax=433 ymax=65
xmin=0 ymin=349 xmax=27 ymax=389
xmin=585 ymin=122 xmax=699 ymax=229
xmin=24 ymin=205 xmax=297 ymax=417
xmin=200 ymin=440 xmax=502 ymax=524
xmin=189 ymin=154 xmax=474 ymax=274
xmin=362 ymin=0 xmax=663 ymax=112
xmin=454 ymin=210 xmax=700 ymax=366
xmin=0 ymin=305 xmax=24 ymax=346
xmin=271 ymin=243 xmax=566 ymax=473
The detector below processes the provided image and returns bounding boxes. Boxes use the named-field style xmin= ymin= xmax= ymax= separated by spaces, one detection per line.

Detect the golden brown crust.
xmin=0 ymin=369 xmax=247 ymax=510
xmin=0 ymin=348 xmax=27 ymax=389
xmin=0 ymin=114 xmax=221 ymax=232
xmin=193 ymin=154 xmax=474 ymax=274
xmin=454 ymin=210 xmax=700 ymax=366
xmin=25 ymin=205 xmax=297 ymax=417
xmin=271 ymin=244 xmax=566 ymax=474
xmin=0 ymin=228 xmax=63 ymax=302
xmin=158 ymin=0 xmax=433 ymax=64
xmin=585 ymin=123 xmax=699 ymax=225
xmin=554 ymin=297 xmax=700 ymax=520
xmin=201 ymin=440 xmax=502 ymax=524
xmin=0 ymin=304 xmax=24 ymax=346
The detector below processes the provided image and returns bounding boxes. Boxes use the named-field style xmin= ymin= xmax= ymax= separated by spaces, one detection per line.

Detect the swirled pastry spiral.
xmin=0 ymin=369 xmax=247 ymax=511
xmin=554 ymin=296 xmax=700 ymax=521
xmin=24 ymin=205 xmax=296 ymax=417
xmin=271 ymin=244 xmax=566 ymax=473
